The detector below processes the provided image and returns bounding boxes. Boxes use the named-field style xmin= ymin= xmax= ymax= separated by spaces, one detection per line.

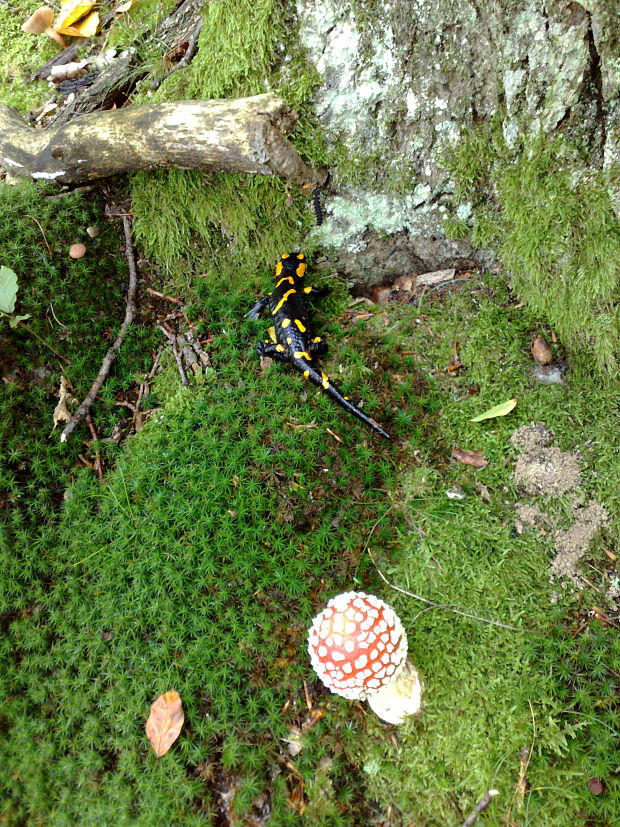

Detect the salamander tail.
xmin=295 ymin=360 xmax=390 ymax=439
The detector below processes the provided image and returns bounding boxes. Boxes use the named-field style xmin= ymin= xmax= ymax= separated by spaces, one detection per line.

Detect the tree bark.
xmin=0 ymin=94 xmax=326 ymax=187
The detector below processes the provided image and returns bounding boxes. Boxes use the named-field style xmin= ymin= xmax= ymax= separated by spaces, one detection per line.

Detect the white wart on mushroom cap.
xmin=307 ymin=591 xmax=408 ymax=700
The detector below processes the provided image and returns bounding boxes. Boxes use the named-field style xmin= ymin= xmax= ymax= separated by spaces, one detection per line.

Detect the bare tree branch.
xmin=0 ymin=94 xmax=326 ymax=187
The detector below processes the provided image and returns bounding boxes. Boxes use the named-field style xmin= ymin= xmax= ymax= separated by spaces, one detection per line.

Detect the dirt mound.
xmin=512 ymin=424 xmax=581 ymax=496
xmin=511 ymin=423 xmax=608 ymax=592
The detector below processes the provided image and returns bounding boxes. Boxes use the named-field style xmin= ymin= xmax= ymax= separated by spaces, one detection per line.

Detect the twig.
xmin=60 ymin=213 xmax=138 ymax=441
xmin=85 ymin=414 xmax=104 ymax=484
xmin=16 ymin=321 xmax=70 ymax=363
xmin=157 ymin=325 xmax=189 ymax=386
xmin=145 ymin=287 xmax=182 ymax=304
xmin=25 ymin=214 xmax=52 ymax=256
xmin=461 ymin=790 xmax=499 ymax=827
xmin=367 ymin=547 xmax=522 ymax=632
xmin=360 ymin=507 xmax=523 ymax=633
xmin=507 ymin=700 xmax=536 ymax=820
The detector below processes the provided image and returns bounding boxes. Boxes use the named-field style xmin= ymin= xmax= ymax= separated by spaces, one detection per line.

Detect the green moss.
xmin=0 ymin=180 xmax=157 ymax=530
xmin=106 ymin=0 xmax=178 ymax=49
xmin=0 ymin=278 xmax=397 ymax=823
xmin=128 ymin=0 xmax=327 ymax=280
xmin=498 ymin=140 xmax=620 ymax=375
xmin=0 ymin=0 xmax=61 ymax=112
xmin=443 ymin=128 xmax=620 ymax=376
xmin=337 ymin=275 xmax=620 ymax=824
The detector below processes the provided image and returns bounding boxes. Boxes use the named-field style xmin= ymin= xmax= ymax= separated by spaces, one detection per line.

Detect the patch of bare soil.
xmin=550 ymin=500 xmax=609 ymax=584
xmin=511 ymin=423 xmax=609 ymax=594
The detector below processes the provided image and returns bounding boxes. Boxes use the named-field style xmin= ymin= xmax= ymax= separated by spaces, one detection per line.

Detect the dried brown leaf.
xmin=146 ymin=690 xmax=184 ymax=757
xmin=53 ymin=376 xmax=75 ymax=428
xmin=452 ymin=448 xmax=489 ymax=468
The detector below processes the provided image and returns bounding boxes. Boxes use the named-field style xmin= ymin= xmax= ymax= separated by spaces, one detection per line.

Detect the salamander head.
xmin=280 ymin=252 xmax=304 ymax=261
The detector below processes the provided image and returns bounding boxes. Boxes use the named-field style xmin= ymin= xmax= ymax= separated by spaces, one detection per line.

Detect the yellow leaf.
xmin=470 ymin=398 xmax=518 ymax=422
xmin=53 ymin=0 xmax=94 ymax=30
xmin=115 ymin=0 xmax=133 ymax=12
xmin=145 ymin=690 xmax=184 ymax=757
xmin=57 ymin=10 xmax=99 ymax=37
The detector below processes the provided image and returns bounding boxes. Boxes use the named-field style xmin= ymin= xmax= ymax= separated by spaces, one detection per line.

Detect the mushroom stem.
xmin=45 ymin=27 xmax=66 ymax=46
xmin=366 ymin=660 xmax=422 ymax=725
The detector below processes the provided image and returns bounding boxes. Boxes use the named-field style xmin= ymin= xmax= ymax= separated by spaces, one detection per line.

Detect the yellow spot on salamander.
xmin=281 ymin=318 xmax=291 ymax=328
xmin=275 ymin=275 xmax=295 ymax=288
xmin=296 ymin=262 xmax=307 ymax=277
xmin=297 ymin=253 xmax=305 ymax=260
xmin=275 ymin=344 xmax=285 ymax=353
xmin=294 ymin=319 xmax=306 ymax=332
xmin=294 ymin=351 xmax=311 ymax=360
xmin=281 ymin=253 xmax=290 ymax=259
xmin=267 ymin=326 xmax=277 ymax=343
xmin=303 ymin=370 xmax=310 ymax=378
xmin=303 ymin=286 xmax=313 ymax=294
xmin=286 ymin=337 xmax=292 ymax=344
xmin=321 ymin=371 xmax=330 ymax=389
xmin=275 ymin=262 xmax=283 ymax=276
xmin=312 ymin=336 xmax=322 ymax=343
xmin=273 ymin=289 xmax=296 ymax=313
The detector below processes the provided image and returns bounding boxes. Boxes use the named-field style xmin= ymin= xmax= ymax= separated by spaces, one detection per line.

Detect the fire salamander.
xmin=245 ymin=252 xmax=390 ymax=439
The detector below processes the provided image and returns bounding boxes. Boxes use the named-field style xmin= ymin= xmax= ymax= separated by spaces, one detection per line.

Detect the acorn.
xmin=531 ymin=336 xmax=552 ymax=365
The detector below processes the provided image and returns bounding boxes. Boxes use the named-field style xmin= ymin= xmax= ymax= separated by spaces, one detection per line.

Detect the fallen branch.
xmin=60 ymin=214 xmax=138 ymax=442
xmin=461 ymin=789 xmax=499 ymax=827
xmin=0 ymin=94 xmax=326 ymax=187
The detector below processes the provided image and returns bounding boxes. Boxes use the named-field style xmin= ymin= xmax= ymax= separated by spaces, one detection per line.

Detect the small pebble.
xmin=86 ymin=226 xmax=101 ymax=238
xmin=69 ymin=243 xmax=86 ymax=259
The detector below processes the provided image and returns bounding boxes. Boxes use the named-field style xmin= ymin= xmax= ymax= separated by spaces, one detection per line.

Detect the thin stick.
xmin=60 ymin=214 xmax=138 ymax=441
xmin=85 ymin=414 xmax=104 ymax=484
xmin=145 ymin=287 xmax=182 ymax=304
xmin=157 ymin=325 xmax=189 ymax=386
xmin=461 ymin=790 xmax=499 ymax=827
xmin=366 ymin=543 xmax=522 ymax=632
xmin=17 ymin=321 xmax=70 ymax=363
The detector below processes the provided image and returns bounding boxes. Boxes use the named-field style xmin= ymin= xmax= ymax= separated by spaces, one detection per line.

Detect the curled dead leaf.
xmin=146 ymin=690 xmax=184 ymax=757
xmin=452 ymin=448 xmax=489 ymax=468
xmin=53 ymin=376 xmax=76 ymax=428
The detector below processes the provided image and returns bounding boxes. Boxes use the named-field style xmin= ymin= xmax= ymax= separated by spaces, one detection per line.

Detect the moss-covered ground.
xmin=1 ymin=2 xmax=620 ymax=825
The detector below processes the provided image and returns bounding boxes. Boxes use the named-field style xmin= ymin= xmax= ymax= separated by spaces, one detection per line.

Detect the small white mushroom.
xmin=69 ymin=243 xmax=86 ymax=259
xmin=22 ymin=7 xmax=66 ymax=46
xmin=307 ymin=591 xmax=422 ymax=724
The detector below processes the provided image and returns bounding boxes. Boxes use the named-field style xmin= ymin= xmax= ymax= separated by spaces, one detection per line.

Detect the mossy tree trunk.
xmin=0 ymin=94 xmax=326 ymax=187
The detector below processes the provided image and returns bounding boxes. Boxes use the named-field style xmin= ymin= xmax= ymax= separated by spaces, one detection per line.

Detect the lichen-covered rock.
xmin=297 ymin=0 xmax=619 ymax=282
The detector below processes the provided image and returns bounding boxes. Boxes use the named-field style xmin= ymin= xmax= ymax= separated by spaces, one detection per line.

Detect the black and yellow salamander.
xmin=245 ymin=252 xmax=390 ymax=439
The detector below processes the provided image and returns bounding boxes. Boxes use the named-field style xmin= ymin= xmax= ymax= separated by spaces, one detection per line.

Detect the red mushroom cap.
xmin=307 ymin=591 xmax=408 ymax=700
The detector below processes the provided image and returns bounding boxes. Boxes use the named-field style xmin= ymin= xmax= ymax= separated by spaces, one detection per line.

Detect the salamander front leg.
xmin=302 ymin=285 xmax=330 ymax=299
xmin=257 ymin=341 xmax=289 ymax=363
xmin=245 ymin=295 xmax=270 ymax=320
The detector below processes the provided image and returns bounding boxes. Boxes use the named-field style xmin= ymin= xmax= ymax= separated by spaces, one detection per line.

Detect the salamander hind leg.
xmin=309 ymin=336 xmax=328 ymax=358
